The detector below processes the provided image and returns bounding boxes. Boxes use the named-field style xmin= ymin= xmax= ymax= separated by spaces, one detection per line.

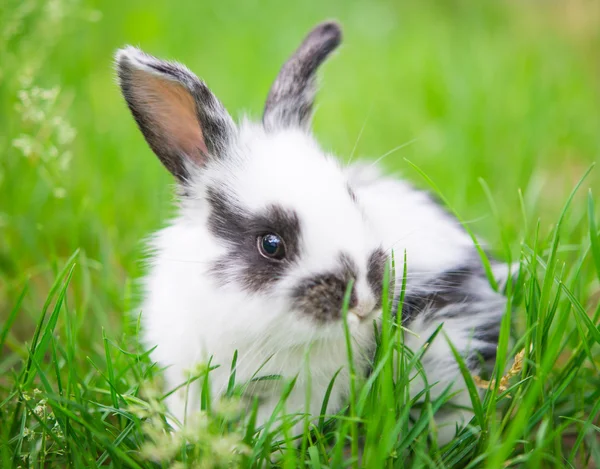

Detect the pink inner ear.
xmin=132 ymin=69 xmax=208 ymax=161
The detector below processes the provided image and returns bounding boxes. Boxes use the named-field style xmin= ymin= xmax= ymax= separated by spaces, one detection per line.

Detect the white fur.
xmin=348 ymin=164 xmax=501 ymax=441
xmin=142 ymin=124 xmax=377 ymax=432
xmin=139 ymin=121 xmax=504 ymax=444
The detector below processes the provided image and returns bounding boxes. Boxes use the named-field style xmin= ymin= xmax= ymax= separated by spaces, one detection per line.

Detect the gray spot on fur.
xmin=367 ymin=248 xmax=387 ymax=307
xmin=399 ymin=265 xmax=483 ymax=323
xmin=292 ymin=252 xmax=358 ymax=323
xmin=263 ymin=21 xmax=342 ymax=131
xmin=399 ymin=261 xmax=506 ymax=369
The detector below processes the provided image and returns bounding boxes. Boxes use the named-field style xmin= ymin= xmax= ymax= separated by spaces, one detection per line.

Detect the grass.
xmin=1 ymin=0 xmax=600 ymax=467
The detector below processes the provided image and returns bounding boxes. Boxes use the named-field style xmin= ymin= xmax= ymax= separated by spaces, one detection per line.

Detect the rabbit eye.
xmin=258 ymin=233 xmax=286 ymax=260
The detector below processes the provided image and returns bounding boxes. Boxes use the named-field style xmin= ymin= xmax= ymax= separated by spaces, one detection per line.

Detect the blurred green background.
xmin=1 ymin=0 xmax=599 ymax=347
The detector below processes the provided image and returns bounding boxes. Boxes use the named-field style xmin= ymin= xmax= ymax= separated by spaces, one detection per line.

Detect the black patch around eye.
xmin=367 ymin=248 xmax=388 ymax=307
xmin=291 ymin=253 xmax=357 ymax=323
xmin=206 ymin=186 xmax=301 ymax=292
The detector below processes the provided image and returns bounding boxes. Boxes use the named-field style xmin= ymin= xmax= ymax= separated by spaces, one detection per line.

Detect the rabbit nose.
xmin=348 ymin=284 xmax=377 ymax=320
xmin=349 ymin=300 xmax=376 ymax=320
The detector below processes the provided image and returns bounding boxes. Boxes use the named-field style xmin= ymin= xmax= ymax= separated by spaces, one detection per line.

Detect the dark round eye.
xmin=258 ymin=233 xmax=286 ymax=260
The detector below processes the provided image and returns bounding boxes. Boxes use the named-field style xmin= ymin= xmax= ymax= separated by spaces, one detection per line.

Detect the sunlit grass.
xmin=1 ymin=0 xmax=599 ymax=467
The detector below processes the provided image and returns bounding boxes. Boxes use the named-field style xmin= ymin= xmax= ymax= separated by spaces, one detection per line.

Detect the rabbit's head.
xmin=116 ymin=22 xmax=386 ymax=344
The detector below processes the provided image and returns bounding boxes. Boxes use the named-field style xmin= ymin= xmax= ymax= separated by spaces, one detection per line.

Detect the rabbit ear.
xmin=263 ymin=21 xmax=342 ymax=131
xmin=115 ymin=46 xmax=235 ymax=181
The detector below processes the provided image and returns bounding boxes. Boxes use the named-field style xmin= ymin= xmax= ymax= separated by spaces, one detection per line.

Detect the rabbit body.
xmin=116 ymin=22 xmax=507 ymax=443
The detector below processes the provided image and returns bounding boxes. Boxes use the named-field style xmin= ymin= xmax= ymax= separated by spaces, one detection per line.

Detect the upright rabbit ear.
xmin=115 ymin=47 xmax=235 ymax=182
xmin=263 ymin=21 xmax=342 ymax=131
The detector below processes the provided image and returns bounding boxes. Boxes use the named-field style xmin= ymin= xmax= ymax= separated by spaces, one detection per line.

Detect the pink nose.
xmin=350 ymin=295 xmax=378 ymax=320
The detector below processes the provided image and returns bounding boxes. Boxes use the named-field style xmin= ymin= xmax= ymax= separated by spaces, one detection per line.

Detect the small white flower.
xmin=56 ymin=123 xmax=76 ymax=146
xmin=41 ymin=87 xmax=59 ymax=102
xmin=12 ymin=135 xmax=35 ymax=157
xmin=33 ymin=404 xmax=45 ymax=417
xmin=17 ymin=90 xmax=29 ymax=103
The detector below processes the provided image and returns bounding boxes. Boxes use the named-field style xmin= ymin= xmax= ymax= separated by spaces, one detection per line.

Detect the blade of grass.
xmin=317 ymin=367 xmax=341 ymax=431
xmin=443 ymin=332 xmax=484 ymax=433
xmin=102 ymin=328 xmax=121 ymax=433
xmin=340 ymin=278 xmax=358 ymax=469
xmin=22 ymin=250 xmax=78 ymax=386
xmin=588 ymin=190 xmax=600 ymax=283
xmin=0 ymin=282 xmax=27 ymax=351
xmin=405 ymin=159 xmax=499 ymax=290
xmin=559 ymin=282 xmax=600 ymax=344
xmin=536 ymin=165 xmax=594 ymax=363
xmin=226 ymin=349 xmax=238 ymax=397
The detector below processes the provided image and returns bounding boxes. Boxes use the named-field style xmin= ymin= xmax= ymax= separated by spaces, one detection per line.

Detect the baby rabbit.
xmin=116 ymin=21 xmax=508 ymax=444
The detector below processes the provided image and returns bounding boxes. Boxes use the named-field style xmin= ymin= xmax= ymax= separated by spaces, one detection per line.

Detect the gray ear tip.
xmin=114 ymin=46 xmax=140 ymax=74
xmin=309 ymin=20 xmax=343 ymax=48
xmin=315 ymin=20 xmax=342 ymax=41
xmin=262 ymin=20 xmax=343 ymax=129
xmin=115 ymin=46 xmax=136 ymax=63
xmin=114 ymin=46 xmax=157 ymax=75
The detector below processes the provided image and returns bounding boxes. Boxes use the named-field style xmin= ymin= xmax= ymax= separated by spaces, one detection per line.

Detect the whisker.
xmin=347 ymin=103 xmax=373 ymax=166
xmin=369 ymin=138 xmax=419 ymax=168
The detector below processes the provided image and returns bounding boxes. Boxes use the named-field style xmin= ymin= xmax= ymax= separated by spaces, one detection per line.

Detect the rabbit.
xmin=115 ymin=21 xmax=510 ymax=444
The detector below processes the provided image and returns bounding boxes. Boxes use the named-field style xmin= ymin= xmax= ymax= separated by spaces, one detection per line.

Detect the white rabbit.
xmin=116 ymin=21 xmax=508 ymax=444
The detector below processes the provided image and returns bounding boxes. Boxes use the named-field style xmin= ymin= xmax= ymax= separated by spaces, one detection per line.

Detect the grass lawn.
xmin=1 ymin=0 xmax=599 ymax=467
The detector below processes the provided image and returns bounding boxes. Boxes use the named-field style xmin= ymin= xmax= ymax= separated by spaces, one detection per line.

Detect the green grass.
xmin=1 ymin=0 xmax=600 ymax=467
